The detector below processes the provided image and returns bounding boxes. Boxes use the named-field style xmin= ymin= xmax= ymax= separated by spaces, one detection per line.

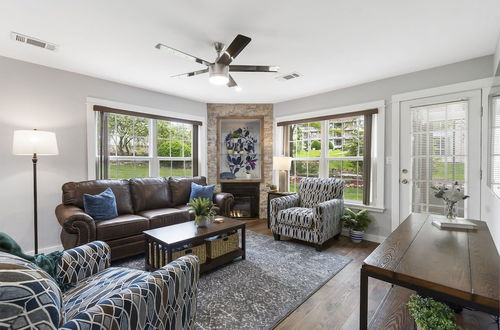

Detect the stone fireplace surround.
xmin=207 ymin=104 xmax=273 ymax=219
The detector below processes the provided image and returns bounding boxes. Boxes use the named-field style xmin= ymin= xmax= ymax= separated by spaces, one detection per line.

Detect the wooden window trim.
xmin=277 ymin=108 xmax=378 ymax=127
xmin=94 ymin=105 xmax=203 ymax=126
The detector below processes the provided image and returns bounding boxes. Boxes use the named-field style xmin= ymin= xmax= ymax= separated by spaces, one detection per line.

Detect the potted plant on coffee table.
xmin=341 ymin=208 xmax=372 ymax=243
xmin=187 ymin=198 xmax=215 ymax=228
xmin=407 ymin=294 xmax=462 ymax=330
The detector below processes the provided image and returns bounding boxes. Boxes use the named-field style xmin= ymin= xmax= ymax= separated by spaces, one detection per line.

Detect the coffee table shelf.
xmin=143 ymin=217 xmax=246 ymax=273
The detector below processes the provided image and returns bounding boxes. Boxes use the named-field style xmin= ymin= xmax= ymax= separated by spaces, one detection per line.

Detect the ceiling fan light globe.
xmin=209 ymin=63 xmax=229 ymax=85
xmin=209 ymin=75 xmax=229 ymax=85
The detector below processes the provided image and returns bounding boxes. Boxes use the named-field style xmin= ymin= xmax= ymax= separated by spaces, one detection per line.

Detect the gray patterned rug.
xmin=113 ymin=230 xmax=351 ymax=330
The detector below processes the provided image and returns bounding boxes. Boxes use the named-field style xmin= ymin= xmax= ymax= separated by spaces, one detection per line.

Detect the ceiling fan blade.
xmin=217 ymin=34 xmax=251 ymax=66
xmin=227 ymin=74 xmax=238 ymax=88
xmin=171 ymin=68 xmax=209 ymax=78
xmin=156 ymin=43 xmax=212 ymax=66
xmin=229 ymin=65 xmax=280 ymax=73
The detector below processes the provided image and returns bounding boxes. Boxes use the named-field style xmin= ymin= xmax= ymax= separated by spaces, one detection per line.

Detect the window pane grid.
xmin=103 ymin=113 xmax=194 ymax=179
xmin=288 ymin=115 xmax=366 ymax=203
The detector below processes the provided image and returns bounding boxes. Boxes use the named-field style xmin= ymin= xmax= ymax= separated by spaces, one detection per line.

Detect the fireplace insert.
xmin=221 ymin=182 xmax=259 ymax=219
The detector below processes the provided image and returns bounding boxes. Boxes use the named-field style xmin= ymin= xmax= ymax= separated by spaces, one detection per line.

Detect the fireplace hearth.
xmin=221 ymin=182 xmax=260 ymax=219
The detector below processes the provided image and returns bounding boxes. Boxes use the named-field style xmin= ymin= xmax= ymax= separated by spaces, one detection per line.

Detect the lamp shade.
xmin=12 ymin=130 xmax=59 ymax=155
xmin=273 ymin=156 xmax=292 ymax=171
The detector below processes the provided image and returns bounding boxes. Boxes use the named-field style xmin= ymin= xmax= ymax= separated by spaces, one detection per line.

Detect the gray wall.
xmin=0 ymin=56 xmax=206 ymax=252
xmin=274 ymin=55 xmax=494 ymax=239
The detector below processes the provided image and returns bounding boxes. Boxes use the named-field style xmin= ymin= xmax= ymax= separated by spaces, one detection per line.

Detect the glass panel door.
xmin=410 ymin=101 xmax=467 ymax=216
xmin=399 ymin=90 xmax=481 ymax=222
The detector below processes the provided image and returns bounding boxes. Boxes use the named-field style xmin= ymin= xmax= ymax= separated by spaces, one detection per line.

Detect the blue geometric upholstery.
xmin=270 ymin=178 xmax=345 ymax=246
xmin=0 ymin=241 xmax=199 ymax=330
xmin=63 ymin=267 xmax=146 ymax=320
xmin=0 ymin=252 xmax=64 ymax=328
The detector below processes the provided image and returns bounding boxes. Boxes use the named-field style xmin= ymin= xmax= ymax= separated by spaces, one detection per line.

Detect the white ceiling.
xmin=0 ymin=1 xmax=499 ymax=103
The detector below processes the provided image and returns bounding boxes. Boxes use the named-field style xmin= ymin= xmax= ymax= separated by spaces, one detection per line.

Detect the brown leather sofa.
xmin=55 ymin=176 xmax=233 ymax=260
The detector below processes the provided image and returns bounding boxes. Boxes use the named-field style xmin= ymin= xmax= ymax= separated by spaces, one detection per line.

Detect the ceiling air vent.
xmin=11 ymin=32 xmax=57 ymax=51
xmin=276 ymin=72 xmax=301 ymax=82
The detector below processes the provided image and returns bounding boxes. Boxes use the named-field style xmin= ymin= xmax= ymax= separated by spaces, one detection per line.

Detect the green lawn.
xmin=109 ymin=164 xmax=191 ymax=179
xmin=431 ymin=161 xmax=464 ymax=181
xmin=293 ymin=149 xmax=348 ymax=158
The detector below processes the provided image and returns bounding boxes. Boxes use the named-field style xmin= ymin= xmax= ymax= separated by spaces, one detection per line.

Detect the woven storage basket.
xmin=171 ymin=243 xmax=207 ymax=265
xmin=150 ymin=243 xmax=207 ymax=268
xmin=206 ymin=231 xmax=239 ymax=259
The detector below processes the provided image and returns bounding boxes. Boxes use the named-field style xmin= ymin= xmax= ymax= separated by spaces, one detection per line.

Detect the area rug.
xmin=113 ymin=231 xmax=351 ymax=329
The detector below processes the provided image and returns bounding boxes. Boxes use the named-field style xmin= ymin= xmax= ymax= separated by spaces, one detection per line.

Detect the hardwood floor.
xmin=243 ymin=218 xmax=498 ymax=330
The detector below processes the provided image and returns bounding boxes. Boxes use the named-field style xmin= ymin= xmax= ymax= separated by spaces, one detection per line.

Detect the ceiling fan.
xmin=155 ymin=34 xmax=279 ymax=90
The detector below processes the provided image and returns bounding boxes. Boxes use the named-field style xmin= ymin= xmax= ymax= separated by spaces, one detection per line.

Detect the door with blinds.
xmin=399 ymin=90 xmax=482 ymax=222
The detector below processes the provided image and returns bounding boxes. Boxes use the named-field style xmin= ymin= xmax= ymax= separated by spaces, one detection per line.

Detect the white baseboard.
xmin=26 ymin=244 xmax=63 ymax=256
xmin=341 ymin=229 xmax=386 ymax=244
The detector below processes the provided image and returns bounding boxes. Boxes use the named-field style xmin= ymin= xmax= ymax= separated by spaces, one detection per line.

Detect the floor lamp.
xmin=12 ymin=129 xmax=59 ymax=255
xmin=273 ymin=156 xmax=292 ymax=192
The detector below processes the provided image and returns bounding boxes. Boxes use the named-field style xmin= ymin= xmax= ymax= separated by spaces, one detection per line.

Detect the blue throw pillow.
xmin=83 ymin=188 xmax=118 ymax=221
xmin=189 ymin=182 xmax=215 ymax=201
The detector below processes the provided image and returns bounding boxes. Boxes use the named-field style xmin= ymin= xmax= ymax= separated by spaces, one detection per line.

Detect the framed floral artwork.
xmin=217 ymin=116 xmax=264 ymax=182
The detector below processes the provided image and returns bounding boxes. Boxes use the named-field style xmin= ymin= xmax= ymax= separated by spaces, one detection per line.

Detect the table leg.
xmin=167 ymin=246 xmax=172 ymax=264
xmin=144 ymin=238 xmax=149 ymax=271
xmin=360 ymin=268 xmax=369 ymax=330
xmin=241 ymin=226 xmax=246 ymax=260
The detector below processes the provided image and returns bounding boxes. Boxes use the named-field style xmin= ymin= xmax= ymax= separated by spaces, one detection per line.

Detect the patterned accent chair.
xmin=270 ymin=177 xmax=345 ymax=251
xmin=0 ymin=241 xmax=199 ymax=330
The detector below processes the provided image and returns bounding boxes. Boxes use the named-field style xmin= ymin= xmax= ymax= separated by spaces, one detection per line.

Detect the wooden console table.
xmin=360 ymin=213 xmax=499 ymax=329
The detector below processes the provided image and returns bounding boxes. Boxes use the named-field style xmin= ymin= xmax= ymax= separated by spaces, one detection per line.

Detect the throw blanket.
xmin=0 ymin=232 xmax=69 ymax=291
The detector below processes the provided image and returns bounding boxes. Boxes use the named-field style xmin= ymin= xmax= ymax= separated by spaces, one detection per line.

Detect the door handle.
xmin=401 ymin=179 xmax=409 ymax=184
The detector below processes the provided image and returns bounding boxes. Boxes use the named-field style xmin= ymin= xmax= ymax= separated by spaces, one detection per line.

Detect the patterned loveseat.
xmin=270 ymin=177 xmax=345 ymax=251
xmin=0 ymin=241 xmax=199 ymax=329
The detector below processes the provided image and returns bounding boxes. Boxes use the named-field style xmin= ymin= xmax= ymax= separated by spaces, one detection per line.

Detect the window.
xmin=327 ymin=116 xmax=365 ymax=202
xmin=95 ymin=107 xmax=199 ymax=179
xmin=281 ymin=108 xmax=379 ymax=206
xmin=289 ymin=122 xmax=321 ymax=192
xmin=491 ymin=96 xmax=500 ymax=197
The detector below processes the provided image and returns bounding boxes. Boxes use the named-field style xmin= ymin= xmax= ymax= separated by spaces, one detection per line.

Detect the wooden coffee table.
xmin=143 ymin=217 xmax=246 ymax=273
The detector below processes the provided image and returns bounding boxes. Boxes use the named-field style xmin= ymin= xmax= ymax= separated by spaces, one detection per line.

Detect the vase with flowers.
xmin=431 ymin=181 xmax=469 ymax=219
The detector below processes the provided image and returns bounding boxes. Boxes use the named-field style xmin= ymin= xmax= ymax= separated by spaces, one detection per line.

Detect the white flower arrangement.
xmin=431 ymin=181 xmax=469 ymax=219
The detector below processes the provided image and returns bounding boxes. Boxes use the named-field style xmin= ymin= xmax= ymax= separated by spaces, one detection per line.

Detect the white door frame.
xmin=391 ymin=77 xmax=494 ymax=231
xmin=398 ymin=90 xmax=481 ymax=222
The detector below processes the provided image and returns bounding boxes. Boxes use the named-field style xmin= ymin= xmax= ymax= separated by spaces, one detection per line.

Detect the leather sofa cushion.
xmin=169 ymin=176 xmax=207 ymax=205
xmin=96 ymin=214 xmax=149 ymax=241
xmin=139 ymin=208 xmax=190 ymax=229
xmin=277 ymin=207 xmax=314 ymax=228
xmin=130 ymin=177 xmax=173 ymax=212
xmin=62 ymin=180 xmax=134 ymax=215
xmin=175 ymin=204 xmax=194 ymax=220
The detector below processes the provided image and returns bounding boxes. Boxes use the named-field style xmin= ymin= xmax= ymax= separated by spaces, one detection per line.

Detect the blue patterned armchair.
xmin=0 ymin=241 xmax=199 ymax=329
xmin=270 ymin=177 xmax=345 ymax=250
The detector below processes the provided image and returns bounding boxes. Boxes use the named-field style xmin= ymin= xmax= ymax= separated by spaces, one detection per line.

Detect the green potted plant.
xmin=187 ymin=198 xmax=215 ymax=228
xmin=340 ymin=208 xmax=372 ymax=243
xmin=407 ymin=295 xmax=462 ymax=330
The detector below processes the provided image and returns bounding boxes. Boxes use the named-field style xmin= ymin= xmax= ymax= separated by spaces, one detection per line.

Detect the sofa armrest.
xmin=60 ymin=255 xmax=199 ymax=330
xmin=56 ymin=241 xmax=111 ymax=287
xmin=213 ymin=192 xmax=234 ymax=216
xmin=269 ymin=194 xmax=300 ymax=228
xmin=313 ymin=199 xmax=344 ymax=236
xmin=56 ymin=204 xmax=96 ymax=249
